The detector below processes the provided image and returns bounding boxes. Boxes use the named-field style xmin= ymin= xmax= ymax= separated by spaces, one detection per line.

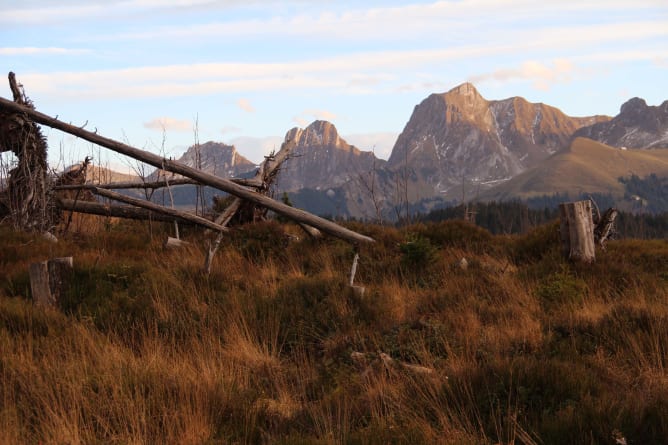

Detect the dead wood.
xmin=88 ymin=187 xmax=228 ymax=232
xmin=559 ymin=200 xmax=596 ymax=263
xmin=0 ymin=72 xmax=57 ymax=231
xmin=30 ymin=257 xmax=73 ymax=307
xmin=594 ymin=207 xmax=617 ymax=250
xmin=0 ymin=96 xmax=374 ymax=244
xmin=56 ymin=198 xmax=185 ymax=223
xmin=164 ymin=237 xmax=192 ymax=249
xmin=55 ymin=177 xmax=261 ymax=191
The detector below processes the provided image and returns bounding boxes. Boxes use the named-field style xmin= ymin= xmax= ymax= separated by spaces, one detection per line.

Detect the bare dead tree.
xmin=0 ymin=72 xmax=57 ymax=232
xmin=355 ymin=146 xmax=384 ymax=224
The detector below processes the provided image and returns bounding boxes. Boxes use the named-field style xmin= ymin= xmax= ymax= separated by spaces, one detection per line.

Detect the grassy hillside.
xmin=1 ymin=218 xmax=668 ymax=444
xmin=482 ymin=137 xmax=668 ymax=201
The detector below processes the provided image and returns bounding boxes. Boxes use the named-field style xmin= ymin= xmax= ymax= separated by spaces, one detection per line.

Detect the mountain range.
xmin=99 ymin=83 xmax=668 ymax=218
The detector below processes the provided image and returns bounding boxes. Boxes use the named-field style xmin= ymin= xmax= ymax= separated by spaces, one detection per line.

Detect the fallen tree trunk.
xmin=89 ymin=187 xmax=228 ymax=232
xmin=57 ymin=198 xmax=187 ymax=223
xmin=54 ymin=176 xmax=262 ymax=191
xmin=0 ymin=97 xmax=373 ymax=244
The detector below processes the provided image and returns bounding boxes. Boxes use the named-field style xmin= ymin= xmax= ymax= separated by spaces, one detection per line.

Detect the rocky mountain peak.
xmin=573 ymin=96 xmax=668 ymax=149
xmin=620 ymin=97 xmax=648 ymax=117
xmin=178 ymin=141 xmax=255 ymax=177
xmin=285 ymin=120 xmax=341 ymax=149
xmin=445 ymin=82 xmax=483 ymax=100
xmin=388 ymin=84 xmax=607 ymax=198
xmin=276 ymin=120 xmax=384 ymax=193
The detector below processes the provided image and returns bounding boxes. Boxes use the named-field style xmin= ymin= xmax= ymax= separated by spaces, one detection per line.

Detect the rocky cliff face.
xmin=572 ymin=98 xmax=668 ymax=148
xmin=177 ymin=141 xmax=256 ymax=178
xmin=276 ymin=120 xmax=385 ymax=192
xmin=387 ymin=83 xmax=609 ymax=197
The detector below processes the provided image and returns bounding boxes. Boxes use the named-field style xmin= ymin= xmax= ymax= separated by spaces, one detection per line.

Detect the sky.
xmin=1 ymin=0 xmax=667 ymax=171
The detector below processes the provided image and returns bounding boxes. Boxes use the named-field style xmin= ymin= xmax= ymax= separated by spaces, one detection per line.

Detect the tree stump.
xmin=559 ymin=201 xmax=595 ymax=263
xmin=29 ymin=257 xmax=73 ymax=307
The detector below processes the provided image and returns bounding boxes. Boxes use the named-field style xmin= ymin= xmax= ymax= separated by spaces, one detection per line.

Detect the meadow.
xmin=1 ymin=216 xmax=667 ymax=444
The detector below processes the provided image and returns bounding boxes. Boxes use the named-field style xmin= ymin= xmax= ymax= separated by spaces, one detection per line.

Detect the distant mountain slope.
xmin=387 ymin=83 xmax=609 ymax=198
xmin=275 ymin=120 xmax=385 ymax=192
xmin=480 ymin=137 xmax=668 ymax=201
xmin=177 ymin=141 xmax=256 ymax=177
xmin=573 ymin=98 xmax=668 ymax=148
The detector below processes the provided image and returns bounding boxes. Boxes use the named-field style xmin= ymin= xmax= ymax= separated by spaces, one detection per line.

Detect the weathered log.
xmin=57 ymin=198 xmax=187 ymax=223
xmin=164 ymin=236 xmax=192 ymax=249
xmin=0 ymin=97 xmax=374 ymax=244
xmin=89 ymin=187 xmax=228 ymax=232
xmin=298 ymin=223 xmax=322 ymax=239
xmin=559 ymin=201 xmax=595 ymax=263
xmin=29 ymin=257 xmax=73 ymax=307
xmin=54 ymin=176 xmax=261 ymax=191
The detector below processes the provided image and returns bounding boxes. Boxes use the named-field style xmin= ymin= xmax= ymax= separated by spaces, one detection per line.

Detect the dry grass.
xmin=1 ymin=219 xmax=667 ymax=444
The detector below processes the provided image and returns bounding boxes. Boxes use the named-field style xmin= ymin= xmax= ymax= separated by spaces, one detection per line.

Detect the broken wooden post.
xmin=164 ymin=237 xmax=192 ymax=249
xmin=594 ymin=207 xmax=618 ymax=250
xmin=349 ymin=251 xmax=365 ymax=297
xmin=559 ymin=200 xmax=595 ymax=263
xmin=29 ymin=256 xmax=73 ymax=307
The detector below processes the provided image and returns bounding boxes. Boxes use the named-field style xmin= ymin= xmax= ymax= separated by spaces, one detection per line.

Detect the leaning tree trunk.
xmin=559 ymin=200 xmax=596 ymax=263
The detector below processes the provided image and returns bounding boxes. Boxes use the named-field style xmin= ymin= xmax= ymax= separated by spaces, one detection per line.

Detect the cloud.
xmin=237 ymin=98 xmax=255 ymax=113
xmin=468 ymin=59 xmax=577 ymax=91
xmin=143 ymin=116 xmax=192 ymax=132
xmin=221 ymin=125 xmax=243 ymax=135
xmin=0 ymin=47 xmax=90 ymax=55
xmin=79 ymin=0 xmax=666 ymax=44
xmin=292 ymin=109 xmax=338 ymax=127
xmin=343 ymin=132 xmax=398 ymax=159
xmin=228 ymin=135 xmax=284 ymax=164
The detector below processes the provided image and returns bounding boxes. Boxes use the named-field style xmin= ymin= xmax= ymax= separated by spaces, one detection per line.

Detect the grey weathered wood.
xmin=89 ymin=187 xmax=229 ymax=233
xmin=54 ymin=176 xmax=261 ymax=191
xmin=47 ymin=257 xmax=73 ymax=304
xmin=0 ymin=97 xmax=374 ymax=244
xmin=29 ymin=261 xmax=52 ymax=306
xmin=559 ymin=201 xmax=595 ymax=263
xmin=29 ymin=257 xmax=73 ymax=307
xmin=164 ymin=237 xmax=192 ymax=249
xmin=594 ymin=207 xmax=617 ymax=250
xmin=57 ymin=198 xmax=182 ymax=223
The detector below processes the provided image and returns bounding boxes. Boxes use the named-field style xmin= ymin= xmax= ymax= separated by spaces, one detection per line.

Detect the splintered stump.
xmin=559 ymin=201 xmax=595 ymax=263
xmin=29 ymin=257 xmax=73 ymax=307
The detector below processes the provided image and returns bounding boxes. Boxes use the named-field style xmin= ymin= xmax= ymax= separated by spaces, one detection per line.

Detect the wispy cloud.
xmin=468 ymin=59 xmax=576 ymax=90
xmin=17 ymin=29 xmax=667 ymax=102
xmin=221 ymin=125 xmax=243 ymax=135
xmin=293 ymin=109 xmax=338 ymax=127
xmin=80 ymin=0 xmax=666 ymax=44
xmin=0 ymin=47 xmax=90 ymax=55
xmin=144 ymin=116 xmax=192 ymax=132
xmin=343 ymin=132 xmax=398 ymax=159
xmin=237 ymin=98 xmax=255 ymax=113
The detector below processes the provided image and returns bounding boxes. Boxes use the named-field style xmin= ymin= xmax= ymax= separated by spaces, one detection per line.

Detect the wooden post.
xmin=164 ymin=237 xmax=192 ymax=249
xmin=559 ymin=201 xmax=595 ymax=263
xmin=29 ymin=257 xmax=73 ymax=307
xmin=29 ymin=262 xmax=51 ymax=306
